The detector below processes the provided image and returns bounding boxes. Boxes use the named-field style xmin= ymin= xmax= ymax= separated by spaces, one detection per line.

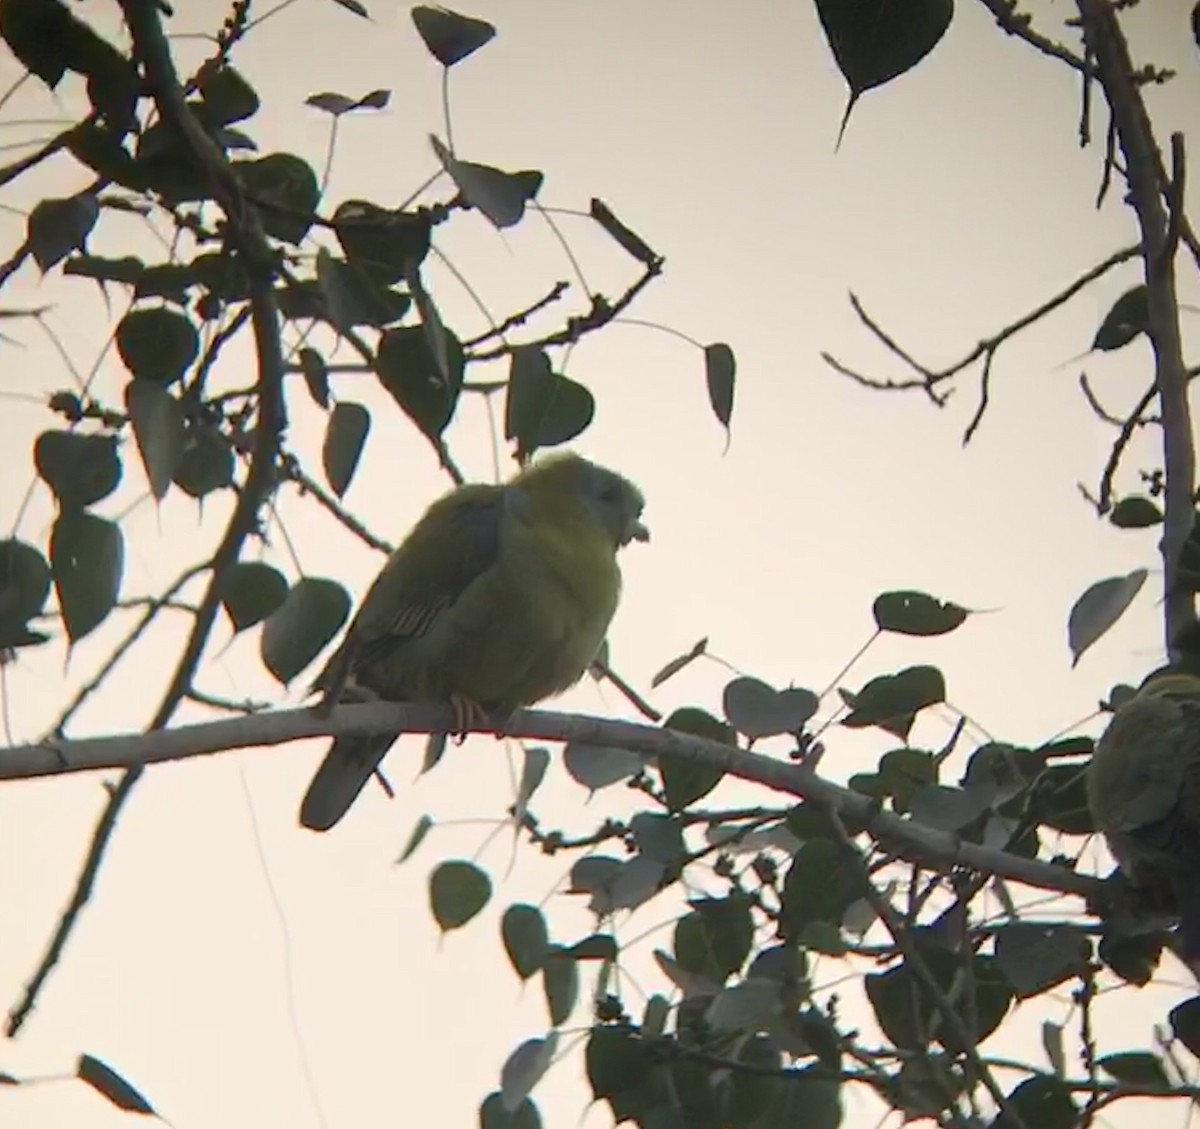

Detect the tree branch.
xmin=1076 ymin=0 xmax=1195 ymax=656
xmin=7 ymin=0 xmax=288 ymax=1037
xmin=0 ymin=703 xmax=1100 ymax=903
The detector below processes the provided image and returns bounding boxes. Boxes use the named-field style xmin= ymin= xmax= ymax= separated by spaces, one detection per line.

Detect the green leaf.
xmin=34 ymin=430 xmax=121 ymax=509
xmin=334 ymin=200 xmax=430 ymax=284
xmin=873 ymin=590 xmax=968 ymax=636
xmin=841 ymin=665 xmax=945 ymax=740
xmin=703 ymin=342 xmax=735 ymax=438
xmin=1109 ymin=495 xmax=1163 ymax=528
xmin=1067 ymin=569 xmax=1147 ymax=667
xmin=1096 ymin=1052 xmax=1170 ymax=1090
xmin=220 ymin=561 xmax=288 ymax=632
xmin=322 ymin=401 xmax=370 ymax=498
xmin=560 ymin=933 xmax=617 ymax=961
xmin=429 ymin=859 xmax=491 ymax=932
xmin=817 ymin=0 xmax=953 ymax=145
xmin=866 ymin=949 xmax=1012 ymax=1054
xmin=430 ymin=135 xmax=542 ymax=230
xmin=313 ymin=250 xmax=411 ymax=331
xmin=196 ymin=64 xmax=259 ymax=127
xmin=504 ymin=347 xmax=594 ymax=460
xmin=235 ymin=153 xmax=319 ymax=245
xmin=500 ymin=1033 xmax=557 ymax=1114
xmin=172 ymin=424 xmax=234 ymax=499
xmin=542 ymin=946 xmax=578 ymax=1025
xmin=50 ymin=511 xmax=123 ymax=643
xmin=660 ymin=706 xmax=732 ymax=809
xmin=907 ymin=784 xmax=991 ymax=832
xmin=395 ymin=813 xmax=434 ymax=864
xmin=673 ymin=896 xmax=754 ymax=984
xmin=586 ymin=1026 xmax=654 ymax=1114
xmin=562 ymin=742 xmax=642 ymax=792
xmin=28 ymin=192 xmax=98 ymax=272
xmin=1170 ymin=996 xmax=1200 ymax=1057
xmin=375 ymin=324 xmax=465 ymax=441
xmin=116 ymin=306 xmax=199 ymax=384
xmin=260 ymin=577 xmax=351 ymax=684
xmin=410 ymin=5 xmax=496 ymax=66
xmin=298 ymin=347 xmax=330 ymax=408
xmin=994 ymin=923 xmax=1090 ymax=998
xmin=722 ymin=676 xmax=818 ymax=738
xmin=479 ymin=1091 xmax=542 ymax=1129
xmin=991 ymin=1074 xmax=1077 ymax=1129
xmin=1093 ymin=286 xmax=1149 ymax=351
xmin=0 ymin=539 xmax=51 ymax=647
xmin=780 ymin=840 xmax=859 ymax=944
xmin=630 ymin=812 xmax=685 ymax=867
xmin=306 ymin=90 xmax=376 ymax=116
xmin=501 ymin=904 xmax=549 ymax=981
xmin=651 ymin=637 xmax=708 ymax=688
xmin=124 ymin=379 xmax=184 ymax=499
xmin=76 ymin=1054 xmax=155 ymax=1115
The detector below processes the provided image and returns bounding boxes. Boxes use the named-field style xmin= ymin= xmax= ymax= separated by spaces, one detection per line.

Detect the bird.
xmin=1087 ymin=667 xmax=1200 ymax=973
xmin=299 ymin=451 xmax=649 ymax=832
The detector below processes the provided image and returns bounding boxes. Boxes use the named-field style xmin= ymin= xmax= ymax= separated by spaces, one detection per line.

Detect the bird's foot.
xmin=448 ymin=693 xmax=491 ymax=744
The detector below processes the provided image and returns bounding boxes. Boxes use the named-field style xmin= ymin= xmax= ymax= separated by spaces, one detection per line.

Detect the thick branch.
xmin=7 ymin=0 xmax=288 ymax=1038
xmin=1 ymin=703 xmax=1099 ymax=902
xmin=1077 ymin=0 xmax=1194 ymax=655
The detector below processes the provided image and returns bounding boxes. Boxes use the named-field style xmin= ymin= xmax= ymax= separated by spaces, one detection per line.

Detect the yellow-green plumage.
xmin=300 ymin=452 xmax=648 ymax=831
xmin=1087 ymin=670 xmax=1200 ymax=968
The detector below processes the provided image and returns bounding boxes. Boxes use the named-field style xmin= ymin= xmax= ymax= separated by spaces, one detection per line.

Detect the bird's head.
xmin=514 ymin=453 xmax=649 ymax=548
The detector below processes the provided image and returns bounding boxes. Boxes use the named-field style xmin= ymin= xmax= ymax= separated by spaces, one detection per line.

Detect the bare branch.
xmin=0 ymin=702 xmax=1099 ymax=903
xmin=1077 ymin=0 xmax=1195 ymax=655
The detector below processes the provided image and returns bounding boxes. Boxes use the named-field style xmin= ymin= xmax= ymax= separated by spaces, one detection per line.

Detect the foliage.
xmin=0 ymin=2 xmax=1197 ymax=1129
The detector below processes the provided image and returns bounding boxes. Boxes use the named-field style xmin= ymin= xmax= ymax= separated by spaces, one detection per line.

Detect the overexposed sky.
xmin=1 ymin=1 xmax=1198 ymax=1126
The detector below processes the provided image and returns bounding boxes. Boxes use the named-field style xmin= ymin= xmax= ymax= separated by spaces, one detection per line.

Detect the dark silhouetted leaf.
xmin=322 ymin=401 xmax=370 ymax=497
xmin=411 ymin=5 xmax=496 ymax=65
xmin=723 ymin=676 xmax=818 ymax=738
xmin=841 ymin=665 xmax=945 ymax=740
xmin=236 ymin=153 xmax=319 ymax=245
xmin=990 ymin=1074 xmax=1077 ymax=1129
xmin=34 ymin=430 xmax=121 ymax=509
xmin=873 ymin=590 xmax=968 ymax=636
xmin=430 ymin=135 xmax=542 ymax=228
xmin=504 ymin=346 xmax=595 ymax=459
xmin=28 ymin=192 xmax=98 ymax=271
xmin=173 ymin=424 xmax=234 ymax=499
xmin=334 ymin=200 xmax=431 ymax=283
xmin=1093 ymin=286 xmax=1148 ymax=351
xmin=221 ymin=561 xmax=288 ymax=633
xmin=376 ymin=324 xmax=465 ymax=441
xmin=124 ymin=379 xmax=184 ymax=499
xmin=298 ymin=347 xmax=330 ymax=408
xmin=116 ymin=306 xmax=199 ymax=383
xmin=51 ymin=511 xmax=123 ymax=643
xmin=651 ymin=637 xmax=708 ymax=688
xmin=1067 ymin=569 xmax=1147 ymax=666
xmin=1110 ymin=495 xmax=1163 ymax=528
xmin=429 ymin=859 xmax=491 ymax=931
xmin=501 ymin=904 xmax=548 ymax=980
xmin=76 ymin=1054 xmax=155 ymax=1115
xmin=817 ymin=0 xmax=953 ymax=144
xmin=0 ymin=539 xmax=51 ymax=647
xmin=196 ymin=65 xmax=259 ymax=126
xmin=260 ymin=577 xmax=350 ymax=684
xmin=704 ymin=342 xmax=735 ymax=437
xmin=994 ymin=923 xmax=1090 ymax=998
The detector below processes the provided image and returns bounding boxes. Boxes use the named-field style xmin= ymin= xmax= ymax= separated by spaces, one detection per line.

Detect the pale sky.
xmin=1 ymin=1 xmax=1198 ymax=1126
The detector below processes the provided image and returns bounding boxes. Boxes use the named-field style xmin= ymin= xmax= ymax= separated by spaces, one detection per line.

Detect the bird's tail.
xmin=300 ymin=732 xmax=397 ymax=832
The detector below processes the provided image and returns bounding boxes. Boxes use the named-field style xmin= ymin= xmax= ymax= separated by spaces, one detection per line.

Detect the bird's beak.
xmin=627 ymin=518 xmax=650 ymax=544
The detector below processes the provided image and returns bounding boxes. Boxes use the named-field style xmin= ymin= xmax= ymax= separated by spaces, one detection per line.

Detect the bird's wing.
xmin=314 ymin=483 xmax=506 ymax=699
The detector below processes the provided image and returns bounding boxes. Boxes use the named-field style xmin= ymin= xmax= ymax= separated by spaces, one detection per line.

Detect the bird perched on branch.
xmin=1087 ymin=668 xmax=1200 ymax=973
xmin=299 ymin=452 xmax=649 ymax=832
